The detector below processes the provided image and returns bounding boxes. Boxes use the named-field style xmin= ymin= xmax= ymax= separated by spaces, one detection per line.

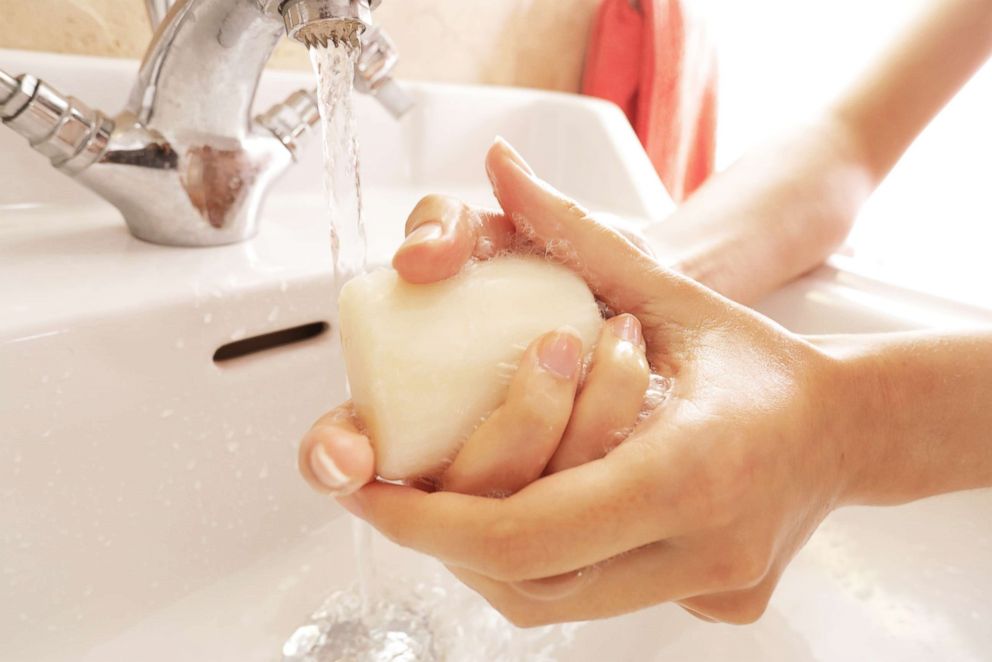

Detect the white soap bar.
xmin=338 ymin=255 xmax=603 ymax=480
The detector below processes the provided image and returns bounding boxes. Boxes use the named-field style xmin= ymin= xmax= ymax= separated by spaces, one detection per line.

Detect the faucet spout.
xmin=282 ymin=0 xmax=379 ymax=49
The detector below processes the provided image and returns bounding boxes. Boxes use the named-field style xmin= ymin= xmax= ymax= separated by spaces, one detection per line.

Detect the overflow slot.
xmin=212 ymin=322 xmax=329 ymax=363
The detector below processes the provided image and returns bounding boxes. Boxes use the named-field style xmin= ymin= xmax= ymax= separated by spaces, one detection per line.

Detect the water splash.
xmin=281 ymin=569 xmax=580 ymax=662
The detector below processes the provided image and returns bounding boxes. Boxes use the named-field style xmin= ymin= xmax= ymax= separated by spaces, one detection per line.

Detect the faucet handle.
xmin=1 ymin=69 xmax=114 ymax=175
xmin=356 ymin=27 xmax=414 ymax=118
xmin=256 ymin=89 xmax=320 ymax=159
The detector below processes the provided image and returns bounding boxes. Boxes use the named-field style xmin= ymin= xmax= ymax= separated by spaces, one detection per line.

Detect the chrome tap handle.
xmin=355 ymin=27 xmax=413 ymax=118
xmin=0 ymin=69 xmax=18 ymax=104
xmin=0 ymin=69 xmax=114 ymax=175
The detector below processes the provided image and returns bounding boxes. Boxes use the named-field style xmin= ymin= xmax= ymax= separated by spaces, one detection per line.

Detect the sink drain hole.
xmin=213 ymin=322 xmax=329 ymax=363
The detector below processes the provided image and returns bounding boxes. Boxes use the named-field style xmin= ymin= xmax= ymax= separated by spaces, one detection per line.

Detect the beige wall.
xmin=0 ymin=0 xmax=599 ymax=91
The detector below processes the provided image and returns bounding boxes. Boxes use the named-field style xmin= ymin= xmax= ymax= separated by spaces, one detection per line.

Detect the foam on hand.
xmin=337 ymin=255 xmax=603 ymax=480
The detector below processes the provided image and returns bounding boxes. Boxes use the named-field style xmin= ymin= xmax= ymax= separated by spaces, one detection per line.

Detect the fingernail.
xmin=538 ymin=329 xmax=581 ymax=379
xmin=399 ymin=222 xmax=443 ymax=251
xmin=493 ymin=136 xmax=535 ymax=175
xmin=310 ymin=443 xmax=352 ymax=492
xmin=610 ymin=315 xmax=643 ymax=347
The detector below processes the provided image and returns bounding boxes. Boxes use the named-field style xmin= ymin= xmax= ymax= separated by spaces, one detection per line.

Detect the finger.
xmin=442 ymin=328 xmax=583 ymax=496
xmin=485 ymin=138 xmax=711 ymax=325
xmin=392 ymin=194 xmax=514 ymax=284
xmin=446 ymin=539 xmax=723 ymax=626
xmin=339 ymin=430 xmax=693 ymax=582
xmin=546 ymin=314 xmax=650 ymax=474
xmin=298 ymin=403 xmax=375 ymax=496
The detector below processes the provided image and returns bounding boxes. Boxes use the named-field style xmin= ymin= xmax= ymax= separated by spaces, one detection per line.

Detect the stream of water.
xmin=281 ymin=39 xmax=441 ymax=662
xmin=281 ymin=37 xmax=585 ymax=662
xmin=310 ymin=40 xmax=368 ymax=286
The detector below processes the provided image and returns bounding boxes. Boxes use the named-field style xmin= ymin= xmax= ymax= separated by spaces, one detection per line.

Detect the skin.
xmin=299 ymin=0 xmax=992 ymax=625
xmin=314 ymin=140 xmax=992 ymax=628
xmin=646 ymin=0 xmax=992 ymax=304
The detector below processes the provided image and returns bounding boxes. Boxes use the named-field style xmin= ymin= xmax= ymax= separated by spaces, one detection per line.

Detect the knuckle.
xmin=610 ymin=358 xmax=652 ymax=398
xmin=729 ymin=546 xmax=772 ymax=589
xmin=406 ymin=194 xmax=462 ymax=231
xmin=509 ymin=388 xmax=567 ymax=436
xmin=722 ymin=595 xmax=770 ymax=625
xmin=683 ymin=591 xmax=771 ymax=626
xmin=702 ymin=540 xmax=771 ymax=590
xmin=499 ymin=603 xmax=548 ymax=629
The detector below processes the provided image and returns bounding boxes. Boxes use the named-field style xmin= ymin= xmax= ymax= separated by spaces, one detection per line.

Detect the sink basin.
xmin=2 ymin=50 xmax=990 ymax=662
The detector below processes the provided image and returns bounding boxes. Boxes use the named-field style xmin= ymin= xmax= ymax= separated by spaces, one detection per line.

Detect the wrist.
xmin=806 ymin=335 xmax=894 ymax=507
xmin=644 ymin=114 xmax=875 ymax=304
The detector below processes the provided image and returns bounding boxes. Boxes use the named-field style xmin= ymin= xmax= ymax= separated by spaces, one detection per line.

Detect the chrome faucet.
xmin=0 ymin=0 xmax=411 ymax=246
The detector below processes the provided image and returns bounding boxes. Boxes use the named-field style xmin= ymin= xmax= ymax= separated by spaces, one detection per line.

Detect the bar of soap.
xmin=338 ymin=255 xmax=602 ymax=480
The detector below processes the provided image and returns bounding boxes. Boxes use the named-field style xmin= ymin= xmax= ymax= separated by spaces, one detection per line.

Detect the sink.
xmin=2 ymin=50 xmax=990 ymax=662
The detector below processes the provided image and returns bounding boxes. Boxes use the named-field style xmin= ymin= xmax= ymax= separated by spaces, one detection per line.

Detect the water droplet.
xmin=226 ymin=441 xmax=239 ymax=453
xmin=175 ymin=338 xmax=186 ymax=349
xmin=203 ymin=313 xmax=213 ymax=324
xmin=160 ymin=409 xmax=174 ymax=419
xmin=186 ymin=459 xmax=197 ymax=471
xmin=258 ymin=464 xmax=269 ymax=479
xmin=230 ymin=328 xmax=247 ymax=341
xmin=283 ymin=624 xmax=321 ymax=658
xmin=267 ymin=306 xmax=281 ymax=322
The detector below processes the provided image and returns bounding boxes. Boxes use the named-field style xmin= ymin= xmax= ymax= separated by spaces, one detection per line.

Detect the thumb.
xmin=485 ymin=138 xmax=705 ymax=322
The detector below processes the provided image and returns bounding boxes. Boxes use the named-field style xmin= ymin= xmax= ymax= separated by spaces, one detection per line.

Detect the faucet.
xmin=0 ymin=0 xmax=411 ymax=246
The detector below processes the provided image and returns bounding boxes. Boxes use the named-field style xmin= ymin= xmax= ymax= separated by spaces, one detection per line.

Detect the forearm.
xmin=826 ymin=331 xmax=992 ymax=506
xmin=833 ymin=0 xmax=992 ymax=181
xmin=644 ymin=117 xmax=872 ymax=304
xmin=646 ymin=0 xmax=992 ymax=305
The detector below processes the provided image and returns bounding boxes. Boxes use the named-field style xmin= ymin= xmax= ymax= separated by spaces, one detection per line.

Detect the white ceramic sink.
xmin=2 ymin=50 xmax=991 ymax=662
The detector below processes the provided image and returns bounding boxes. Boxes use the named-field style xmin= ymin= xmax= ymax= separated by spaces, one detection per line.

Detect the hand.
xmin=337 ymin=139 xmax=858 ymax=625
xmin=299 ymin=314 xmax=650 ymax=497
xmin=299 ymin=140 xmax=653 ymax=497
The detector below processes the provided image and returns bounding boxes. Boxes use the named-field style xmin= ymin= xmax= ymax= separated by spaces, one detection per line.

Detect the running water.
xmin=281 ymin=38 xmax=585 ymax=662
xmin=310 ymin=40 xmax=367 ymax=286
xmin=282 ymin=38 xmax=440 ymax=662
